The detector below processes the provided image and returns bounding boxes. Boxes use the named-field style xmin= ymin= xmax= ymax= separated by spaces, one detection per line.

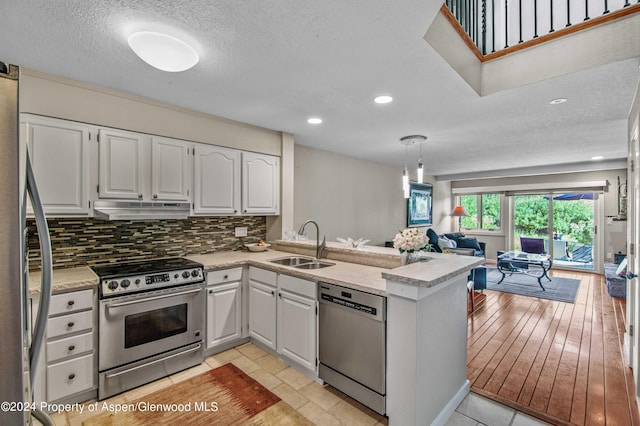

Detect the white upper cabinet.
xmin=241 ymin=152 xmax=279 ymax=215
xmin=193 ymin=144 xmax=240 ymax=215
xmin=98 ymin=129 xmax=145 ymax=200
xmin=151 ymin=137 xmax=191 ymax=201
xmin=23 ymin=115 xmax=91 ymax=216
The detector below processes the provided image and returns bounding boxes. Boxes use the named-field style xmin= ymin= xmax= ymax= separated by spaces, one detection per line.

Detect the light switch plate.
xmin=235 ymin=227 xmax=248 ymax=237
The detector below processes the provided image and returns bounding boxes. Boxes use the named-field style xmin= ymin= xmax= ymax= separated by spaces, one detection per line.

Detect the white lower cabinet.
xmin=277 ymin=289 xmax=316 ymax=371
xmin=206 ymin=268 xmax=243 ymax=349
xmin=45 ymin=289 xmax=96 ymax=403
xmin=248 ymin=268 xmax=277 ymax=350
xmin=249 ymin=268 xmax=317 ymax=372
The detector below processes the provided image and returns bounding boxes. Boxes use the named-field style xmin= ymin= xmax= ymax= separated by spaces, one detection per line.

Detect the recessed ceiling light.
xmin=128 ymin=31 xmax=199 ymax=72
xmin=374 ymin=95 xmax=393 ymax=104
xmin=591 ymin=156 xmax=604 ymax=161
xmin=549 ymin=98 xmax=567 ymax=105
xmin=307 ymin=117 xmax=323 ymax=124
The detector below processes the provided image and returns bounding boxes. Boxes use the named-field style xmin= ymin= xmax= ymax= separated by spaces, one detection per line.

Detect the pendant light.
xmin=400 ymin=135 xmax=427 ymax=197
xmin=417 ymin=142 xmax=424 ymax=184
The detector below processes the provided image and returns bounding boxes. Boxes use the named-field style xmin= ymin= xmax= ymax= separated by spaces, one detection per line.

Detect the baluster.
xmin=504 ymin=0 xmax=509 ymax=48
xmin=463 ymin=0 xmax=466 ymax=27
xmin=491 ymin=0 xmax=496 ymax=52
xmin=585 ymin=0 xmax=590 ymax=20
xmin=473 ymin=0 xmax=477 ymax=46
xmin=519 ymin=0 xmax=523 ymax=43
xmin=604 ymin=0 xmax=610 ymax=14
xmin=550 ymin=0 xmax=555 ymax=33
xmin=534 ymin=0 xmax=539 ymax=37
xmin=482 ymin=0 xmax=487 ymax=55
xmin=566 ymin=0 xmax=571 ymax=26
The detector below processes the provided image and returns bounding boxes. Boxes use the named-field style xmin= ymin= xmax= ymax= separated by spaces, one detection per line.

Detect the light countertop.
xmin=29 ymin=241 xmax=485 ymax=297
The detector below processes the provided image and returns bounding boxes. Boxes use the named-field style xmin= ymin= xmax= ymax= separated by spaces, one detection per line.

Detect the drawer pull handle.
xmin=67 ymin=322 xmax=75 ymax=328
xmin=224 ymin=275 xmax=228 ymax=280
xmin=271 ymin=290 xmax=275 ymax=296
xmin=209 ymin=289 xmax=213 ymax=294
xmin=68 ymin=345 xmax=75 ymax=351
xmin=68 ymin=373 xmax=75 ymax=380
xmin=67 ymin=300 xmax=75 ymax=306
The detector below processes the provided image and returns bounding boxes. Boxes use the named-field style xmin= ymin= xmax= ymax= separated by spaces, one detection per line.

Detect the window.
xmin=460 ymin=194 xmax=501 ymax=231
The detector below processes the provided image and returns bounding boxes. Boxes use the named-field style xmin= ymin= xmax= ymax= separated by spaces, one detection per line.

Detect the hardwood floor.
xmin=467 ymin=269 xmax=640 ymax=425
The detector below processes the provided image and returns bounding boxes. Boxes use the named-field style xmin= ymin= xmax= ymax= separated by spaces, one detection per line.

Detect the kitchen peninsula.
xmin=32 ymin=241 xmax=483 ymax=426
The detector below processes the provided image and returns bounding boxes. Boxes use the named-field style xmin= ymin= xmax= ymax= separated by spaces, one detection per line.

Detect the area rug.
xmin=84 ymin=363 xmax=311 ymax=425
xmin=485 ymin=267 xmax=580 ymax=303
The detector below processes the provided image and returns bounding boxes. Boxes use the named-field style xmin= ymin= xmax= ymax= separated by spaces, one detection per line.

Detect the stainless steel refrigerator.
xmin=0 ymin=62 xmax=54 ymax=425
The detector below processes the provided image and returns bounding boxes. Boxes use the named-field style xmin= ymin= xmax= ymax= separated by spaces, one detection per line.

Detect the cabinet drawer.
xmin=207 ymin=268 xmax=242 ymax=285
xmin=47 ymin=353 xmax=94 ymax=402
xmin=50 ymin=289 xmax=93 ymax=316
xmin=278 ymin=274 xmax=316 ymax=299
xmin=47 ymin=331 xmax=94 ymax=363
xmin=249 ymin=267 xmax=277 ymax=287
xmin=47 ymin=310 xmax=93 ymax=339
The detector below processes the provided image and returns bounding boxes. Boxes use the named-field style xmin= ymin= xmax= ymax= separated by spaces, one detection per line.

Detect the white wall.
xmin=20 ymin=69 xmax=282 ymax=156
xmin=293 ymin=145 xmax=451 ymax=246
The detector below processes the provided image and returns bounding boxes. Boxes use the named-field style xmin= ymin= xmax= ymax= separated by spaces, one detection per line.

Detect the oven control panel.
xmin=100 ymin=267 xmax=204 ymax=297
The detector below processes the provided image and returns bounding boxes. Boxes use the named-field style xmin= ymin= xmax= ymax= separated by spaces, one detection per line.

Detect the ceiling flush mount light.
xmin=549 ymin=98 xmax=567 ymax=105
xmin=128 ymin=31 xmax=199 ymax=72
xmin=307 ymin=117 xmax=323 ymax=124
xmin=591 ymin=155 xmax=604 ymax=160
xmin=374 ymin=95 xmax=393 ymax=104
xmin=399 ymin=135 xmax=428 ymax=197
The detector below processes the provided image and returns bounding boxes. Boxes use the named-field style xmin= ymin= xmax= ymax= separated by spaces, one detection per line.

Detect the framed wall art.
xmin=407 ymin=182 xmax=433 ymax=227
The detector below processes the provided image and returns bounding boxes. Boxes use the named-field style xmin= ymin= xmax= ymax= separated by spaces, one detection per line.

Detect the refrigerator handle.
xmin=25 ymin=150 xmax=52 ymax=389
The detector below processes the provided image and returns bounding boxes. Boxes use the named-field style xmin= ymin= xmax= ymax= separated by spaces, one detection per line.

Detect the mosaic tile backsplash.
xmin=27 ymin=216 xmax=266 ymax=270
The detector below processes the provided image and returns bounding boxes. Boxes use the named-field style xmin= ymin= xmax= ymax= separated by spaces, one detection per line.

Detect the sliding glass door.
xmin=513 ymin=193 xmax=595 ymax=270
xmin=513 ymin=195 xmax=549 ymax=252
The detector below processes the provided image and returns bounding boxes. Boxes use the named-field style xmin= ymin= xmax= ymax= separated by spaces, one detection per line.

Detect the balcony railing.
xmin=444 ymin=0 xmax=639 ymax=57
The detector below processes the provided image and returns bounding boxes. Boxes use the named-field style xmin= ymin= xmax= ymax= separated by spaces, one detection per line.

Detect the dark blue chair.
xmin=520 ymin=237 xmax=546 ymax=254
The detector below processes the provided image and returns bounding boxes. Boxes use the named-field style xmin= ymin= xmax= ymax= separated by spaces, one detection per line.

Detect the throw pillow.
xmin=437 ymin=236 xmax=457 ymax=250
xmin=457 ymin=237 xmax=482 ymax=252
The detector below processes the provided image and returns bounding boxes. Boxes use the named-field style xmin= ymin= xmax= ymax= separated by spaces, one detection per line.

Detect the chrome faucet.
xmin=298 ymin=220 xmax=326 ymax=259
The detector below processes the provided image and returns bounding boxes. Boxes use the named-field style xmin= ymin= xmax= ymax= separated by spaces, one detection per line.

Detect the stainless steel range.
xmin=92 ymin=258 xmax=205 ymax=400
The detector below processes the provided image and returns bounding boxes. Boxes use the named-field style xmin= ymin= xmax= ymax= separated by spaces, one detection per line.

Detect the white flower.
xmin=393 ymin=228 xmax=429 ymax=253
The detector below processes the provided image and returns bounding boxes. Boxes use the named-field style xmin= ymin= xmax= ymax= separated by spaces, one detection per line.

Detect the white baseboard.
xmin=430 ymin=380 xmax=470 ymax=426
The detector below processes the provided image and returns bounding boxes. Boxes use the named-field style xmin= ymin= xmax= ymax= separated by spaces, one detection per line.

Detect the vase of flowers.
xmin=393 ymin=228 xmax=430 ymax=265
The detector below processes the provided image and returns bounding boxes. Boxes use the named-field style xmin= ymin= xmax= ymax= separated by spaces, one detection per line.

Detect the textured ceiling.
xmin=1 ymin=0 xmax=638 ymax=179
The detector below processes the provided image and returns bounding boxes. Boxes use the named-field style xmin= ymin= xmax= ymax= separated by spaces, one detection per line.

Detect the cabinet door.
xmin=151 ymin=137 xmax=191 ymax=201
xmin=194 ymin=145 xmax=240 ymax=215
xmin=249 ymin=280 xmax=277 ymax=350
xmin=277 ymin=290 xmax=316 ymax=371
xmin=206 ymin=282 xmax=242 ymax=349
xmin=25 ymin=117 xmax=91 ymax=215
xmin=241 ymin=152 xmax=279 ymax=215
xmin=98 ymin=129 xmax=145 ymax=199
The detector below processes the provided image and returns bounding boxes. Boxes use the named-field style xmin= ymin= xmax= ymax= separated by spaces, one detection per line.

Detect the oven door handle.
xmin=104 ymin=343 xmax=202 ymax=379
xmin=105 ymin=288 xmax=202 ymax=309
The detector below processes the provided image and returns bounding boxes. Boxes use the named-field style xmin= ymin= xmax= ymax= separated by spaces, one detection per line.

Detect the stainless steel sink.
xmin=292 ymin=261 xmax=335 ymax=269
xmin=268 ymin=256 xmax=315 ymax=266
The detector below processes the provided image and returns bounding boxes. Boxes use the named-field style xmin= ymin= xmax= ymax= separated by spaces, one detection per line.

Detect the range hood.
xmin=93 ymin=200 xmax=190 ymax=220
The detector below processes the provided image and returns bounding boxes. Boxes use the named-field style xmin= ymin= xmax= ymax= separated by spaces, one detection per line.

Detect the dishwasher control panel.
xmin=320 ymin=293 xmax=378 ymax=315
xmin=318 ymin=282 xmax=385 ymax=321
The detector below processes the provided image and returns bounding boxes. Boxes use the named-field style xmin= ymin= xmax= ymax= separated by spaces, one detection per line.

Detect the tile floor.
xmin=45 ymin=343 xmax=550 ymax=425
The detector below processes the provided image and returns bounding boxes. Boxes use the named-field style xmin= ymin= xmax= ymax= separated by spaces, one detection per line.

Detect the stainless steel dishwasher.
xmin=318 ymin=282 xmax=386 ymax=415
